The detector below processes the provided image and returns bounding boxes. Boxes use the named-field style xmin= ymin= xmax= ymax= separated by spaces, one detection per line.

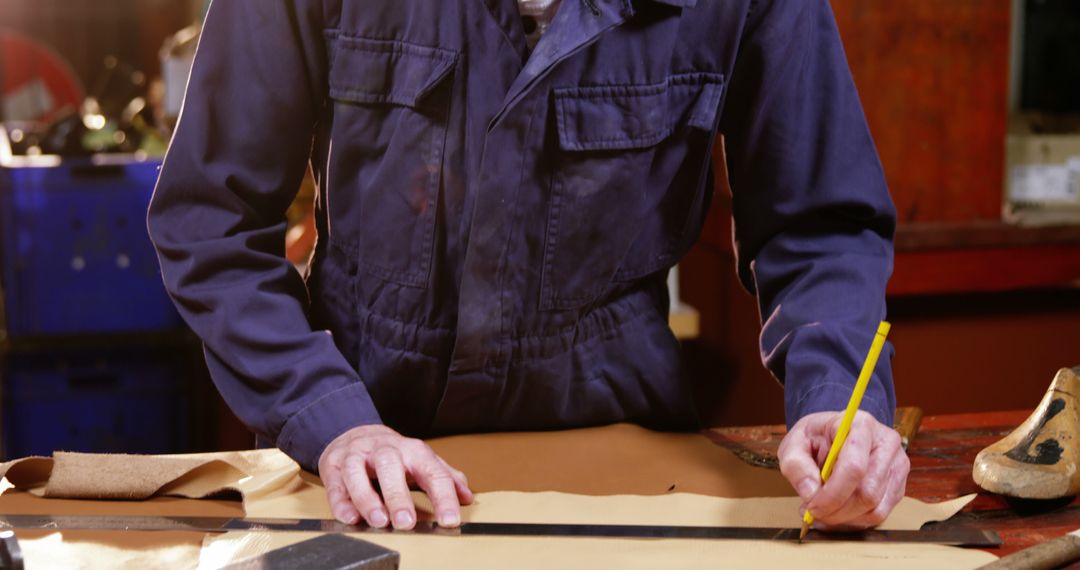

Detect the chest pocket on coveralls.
xmin=327 ymin=35 xmax=457 ymax=288
xmin=541 ymin=73 xmax=724 ymax=311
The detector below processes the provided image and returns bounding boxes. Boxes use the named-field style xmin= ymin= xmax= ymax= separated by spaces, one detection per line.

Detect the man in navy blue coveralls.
xmin=149 ymin=0 xmax=909 ymax=531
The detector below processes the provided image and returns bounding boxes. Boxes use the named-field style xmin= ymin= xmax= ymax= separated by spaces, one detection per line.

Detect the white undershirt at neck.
xmin=519 ymin=0 xmax=562 ymax=48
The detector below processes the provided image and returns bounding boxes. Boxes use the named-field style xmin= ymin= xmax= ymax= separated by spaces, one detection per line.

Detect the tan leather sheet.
xmin=202 ymin=528 xmax=998 ymax=570
xmin=9 ymin=491 xmax=989 ymax=570
xmin=428 ymin=423 xmax=796 ymax=496
xmin=0 ymin=424 xmax=791 ymax=504
xmin=0 ymin=424 xmax=995 ymax=568
xmin=420 ymin=491 xmax=976 ymax=531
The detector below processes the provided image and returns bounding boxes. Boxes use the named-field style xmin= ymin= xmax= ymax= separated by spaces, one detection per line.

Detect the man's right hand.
xmin=318 ymin=424 xmax=473 ymax=530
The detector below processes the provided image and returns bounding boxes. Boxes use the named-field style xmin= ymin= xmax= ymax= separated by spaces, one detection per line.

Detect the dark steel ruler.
xmin=0 ymin=514 xmax=1001 ymax=546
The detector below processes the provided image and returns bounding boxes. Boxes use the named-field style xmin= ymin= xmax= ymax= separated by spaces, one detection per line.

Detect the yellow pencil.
xmin=799 ymin=320 xmax=892 ymax=542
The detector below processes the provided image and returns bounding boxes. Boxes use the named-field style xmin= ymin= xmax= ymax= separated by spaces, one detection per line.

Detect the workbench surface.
xmin=1 ymin=410 xmax=1071 ymax=565
xmin=709 ymin=409 xmax=1080 ymax=559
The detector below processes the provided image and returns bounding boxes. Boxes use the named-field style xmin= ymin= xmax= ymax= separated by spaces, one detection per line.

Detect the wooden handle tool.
xmin=977 ymin=529 xmax=1080 ymax=569
xmin=893 ymin=406 xmax=923 ymax=450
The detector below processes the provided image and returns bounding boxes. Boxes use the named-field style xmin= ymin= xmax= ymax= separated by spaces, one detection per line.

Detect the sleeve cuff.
xmin=785 ymin=377 xmax=893 ymax=430
xmin=277 ymin=382 xmax=382 ymax=473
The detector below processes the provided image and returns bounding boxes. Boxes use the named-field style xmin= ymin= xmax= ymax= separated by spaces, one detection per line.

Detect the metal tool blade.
xmin=0 ymin=530 xmax=25 ymax=570
xmin=221 ymin=534 xmax=399 ymax=570
xmin=0 ymin=515 xmax=1001 ymax=547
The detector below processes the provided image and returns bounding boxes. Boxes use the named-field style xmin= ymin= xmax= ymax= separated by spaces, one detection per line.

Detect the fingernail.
xmin=438 ymin=512 xmax=461 ymax=527
xmin=394 ymin=510 xmax=414 ymax=528
xmin=797 ymin=478 xmax=819 ymax=500
xmin=335 ymin=508 xmax=357 ymax=525
xmin=369 ymin=509 xmax=389 ymax=528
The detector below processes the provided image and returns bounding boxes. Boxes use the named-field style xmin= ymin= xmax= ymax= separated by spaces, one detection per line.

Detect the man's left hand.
xmin=777 ymin=410 xmax=910 ymax=530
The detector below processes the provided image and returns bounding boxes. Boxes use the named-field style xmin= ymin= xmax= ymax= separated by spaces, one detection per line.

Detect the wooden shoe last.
xmin=973 ymin=367 xmax=1080 ymax=499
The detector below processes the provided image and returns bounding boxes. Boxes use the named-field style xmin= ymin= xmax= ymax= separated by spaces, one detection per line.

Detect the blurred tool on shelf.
xmin=0 ymin=31 xmax=84 ymax=125
xmin=1 ymin=32 xmax=170 ymax=160
xmin=159 ymin=24 xmax=199 ymax=130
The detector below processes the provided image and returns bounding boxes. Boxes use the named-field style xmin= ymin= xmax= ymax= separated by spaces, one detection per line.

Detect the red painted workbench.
xmin=707 ymin=410 xmax=1080 ymax=560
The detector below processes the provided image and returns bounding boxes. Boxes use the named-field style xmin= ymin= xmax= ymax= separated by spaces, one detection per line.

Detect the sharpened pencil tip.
xmin=799 ymin=522 xmax=810 ymax=543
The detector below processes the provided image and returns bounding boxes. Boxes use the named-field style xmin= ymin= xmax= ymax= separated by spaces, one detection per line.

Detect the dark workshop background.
xmin=0 ymin=0 xmax=1078 ymax=458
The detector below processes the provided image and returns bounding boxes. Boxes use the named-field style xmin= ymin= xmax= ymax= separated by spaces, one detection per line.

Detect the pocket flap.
xmin=554 ymin=83 xmax=670 ymax=152
xmin=554 ymin=73 xmax=724 ymax=152
xmin=329 ymin=35 xmax=457 ymax=109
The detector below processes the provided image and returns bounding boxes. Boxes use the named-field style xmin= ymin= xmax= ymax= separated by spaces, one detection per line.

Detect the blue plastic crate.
xmin=0 ymin=156 xmax=184 ymax=337
xmin=1 ymin=347 xmax=191 ymax=458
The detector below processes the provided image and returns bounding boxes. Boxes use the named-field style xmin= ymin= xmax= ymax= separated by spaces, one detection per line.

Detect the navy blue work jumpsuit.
xmin=148 ymin=0 xmax=897 ymax=472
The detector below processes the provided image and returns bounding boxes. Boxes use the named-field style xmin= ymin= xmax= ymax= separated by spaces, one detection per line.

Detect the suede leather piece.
xmin=0 ymin=449 xmax=303 ymax=512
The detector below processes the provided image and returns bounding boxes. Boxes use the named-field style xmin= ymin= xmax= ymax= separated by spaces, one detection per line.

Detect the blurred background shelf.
xmin=891 ymin=222 xmax=1080 ymax=296
xmin=895 ymin=221 xmax=1080 ymax=250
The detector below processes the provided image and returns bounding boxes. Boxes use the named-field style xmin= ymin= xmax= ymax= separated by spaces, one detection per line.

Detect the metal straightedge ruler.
xmin=0 ymin=514 xmax=1001 ymax=546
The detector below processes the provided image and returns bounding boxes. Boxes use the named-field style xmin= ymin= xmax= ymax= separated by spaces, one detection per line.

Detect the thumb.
xmin=791 ymin=467 xmax=822 ymax=504
xmin=779 ymin=428 xmax=824 ymax=503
